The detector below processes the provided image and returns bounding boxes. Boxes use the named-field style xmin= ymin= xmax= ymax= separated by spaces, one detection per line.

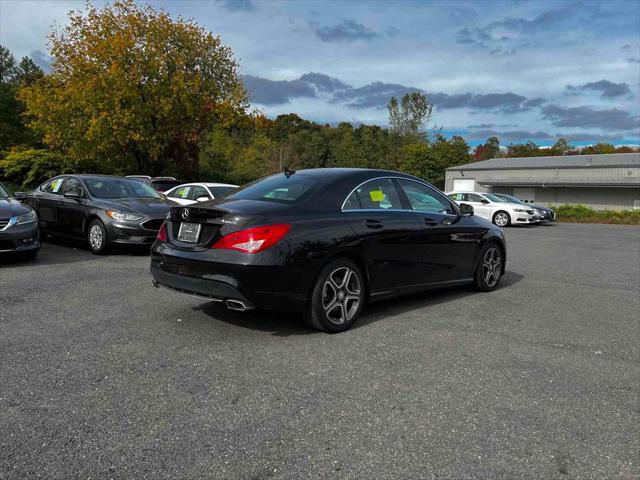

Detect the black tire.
xmin=87 ymin=219 xmax=110 ymax=254
xmin=305 ymin=258 xmax=365 ymax=333
xmin=474 ymin=242 xmax=503 ymax=292
xmin=492 ymin=210 xmax=511 ymax=227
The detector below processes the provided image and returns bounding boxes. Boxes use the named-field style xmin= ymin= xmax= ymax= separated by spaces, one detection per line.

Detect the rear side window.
xmin=170 ymin=186 xmax=192 ymax=199
xmin=449 ymin=193 xmax=463 ymax=202
xmin=343 ymin=178 xmax=402 ymax=210
xmin=226 ymin=175 xmax=317 ymax=204
xmin=44 ymin=178 xmax=64 ymax=194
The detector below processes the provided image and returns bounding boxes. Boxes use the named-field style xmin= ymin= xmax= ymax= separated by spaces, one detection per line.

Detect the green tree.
xmin=473 ymin=136 xmax=501 ymax=160
xmin=551 ymin=137 xmax=571 ymax=155
xmin=0 ymin=46 xmax=44 ymax=151
xmin=19 ymin=0 xmax=247 ymax=179
xmin=387 ymin=92 xmax=432 ymax=137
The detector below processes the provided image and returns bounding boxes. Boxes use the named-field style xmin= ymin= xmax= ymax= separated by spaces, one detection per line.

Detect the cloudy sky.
xmin=1 ymin=0 xmax=639 ymax=145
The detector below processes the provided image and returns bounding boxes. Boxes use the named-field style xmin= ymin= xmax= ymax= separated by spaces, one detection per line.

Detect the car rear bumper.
xmin=0 ymin=222 xmax=40 ymax=253
xmin=150 ymin=245 xmax=308 ymax=311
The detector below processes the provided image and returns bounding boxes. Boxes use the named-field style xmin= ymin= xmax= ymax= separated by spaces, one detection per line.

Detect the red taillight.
xmin=156 ymin=223 xmax=167 ymax=242
xmin=212 ymin=223 xmax=291 ymax=254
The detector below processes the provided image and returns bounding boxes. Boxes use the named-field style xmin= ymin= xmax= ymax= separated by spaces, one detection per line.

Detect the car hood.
xmin=0 ymin=198 xmax=33 ymax=218
xmin=496 ymin=201 xmax=532 ymax=210
xmin=94 ymin=197 xmax=176 ymax=217
xmin=532 ymin=204 xmax=553 ymax=212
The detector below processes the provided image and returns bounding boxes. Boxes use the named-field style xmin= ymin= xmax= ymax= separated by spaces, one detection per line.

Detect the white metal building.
xmin=445 ymin=153 xmax=640 ymax=210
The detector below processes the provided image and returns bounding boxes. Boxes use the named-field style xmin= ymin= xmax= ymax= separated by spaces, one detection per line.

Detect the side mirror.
xmin=63 ymin=190 xmax=83 ymax=199
xmin=13 ymin=192 xmax=27 ymax=200
xmin=480 ymin=199 xmax=489 ymax=204
xmin=459 ymin=203 xmax=474 ymax=216
xmin=196 ymin=196 xmax=209 ymax=202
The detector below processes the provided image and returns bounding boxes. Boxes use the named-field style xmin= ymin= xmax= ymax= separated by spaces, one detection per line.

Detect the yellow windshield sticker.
xmin=51 ymin=179 xmax=62 ymax=193
xmin=370 ymin=190 xmax=385 ymax=202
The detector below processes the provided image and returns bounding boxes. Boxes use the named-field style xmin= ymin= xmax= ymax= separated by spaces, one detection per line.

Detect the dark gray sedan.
xmin=0 ymin=182 xmax=40 ymax=260
xmin=19 ymin=175 xmax=177 ymax=254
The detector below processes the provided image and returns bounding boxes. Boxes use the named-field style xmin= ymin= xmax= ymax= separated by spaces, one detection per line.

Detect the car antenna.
xmin=284 ymin=166 xmax=296 ymax=178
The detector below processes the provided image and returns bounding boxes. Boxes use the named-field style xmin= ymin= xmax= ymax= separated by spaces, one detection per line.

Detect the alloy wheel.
xmin=322 ymin=266 xmax=361 ymax=325
xmin=495 ymin=213 xmax=509 ymax=227
xmin=482 ymin=247 xmax=502 ymax=287
xmin=89 ymin=224 xmax=103 ymax=250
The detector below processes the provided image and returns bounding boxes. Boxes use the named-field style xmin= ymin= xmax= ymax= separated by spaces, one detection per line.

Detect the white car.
xmin=447 ymin=191 xmax=538 ymax=227
xmin=164 ymin=182 xmax=239 ymax=205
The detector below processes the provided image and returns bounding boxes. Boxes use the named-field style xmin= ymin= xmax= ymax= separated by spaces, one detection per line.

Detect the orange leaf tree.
xmin=19 ymin=0 xmax=248 ymax=178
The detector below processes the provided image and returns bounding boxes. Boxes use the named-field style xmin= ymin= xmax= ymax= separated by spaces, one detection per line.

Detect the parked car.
xmin=20 ymin=175 xmax=176 ymax=254
xmin=164 ymin=182 xmax=239 ymax=205
xmin=150 ymin=168 xmax=507 ymax=332
xmin=447 ymin=191 xmax=537 ymax=227
xmin=125 ymin=175 xmax=182 ymax=193
xmin=491 ymin=193 xmax=555 ymax=222
xmin=0 ymin=182 xmax=40 ymax=260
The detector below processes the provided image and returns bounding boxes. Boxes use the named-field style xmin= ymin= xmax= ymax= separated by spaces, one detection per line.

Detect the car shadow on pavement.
xmin=355 ymin=271 xmax=525 ymax=330
xmin=196 ymin=271 xmax=525 ymax=336
xmin=196 ymin=303 xmax=316 ymax=337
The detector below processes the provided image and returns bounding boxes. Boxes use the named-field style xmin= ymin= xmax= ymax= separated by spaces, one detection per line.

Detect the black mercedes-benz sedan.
xmin=20 ymin=175 xmax=176 ymax=254
xmin=0 ymin=182 xmax=40 ymax=260
xmin=150 ymin=168 xmax=507 ymax=332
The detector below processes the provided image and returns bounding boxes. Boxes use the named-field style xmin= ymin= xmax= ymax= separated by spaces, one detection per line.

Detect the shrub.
xmin=554 ymin=204 xmax=640 ymax=225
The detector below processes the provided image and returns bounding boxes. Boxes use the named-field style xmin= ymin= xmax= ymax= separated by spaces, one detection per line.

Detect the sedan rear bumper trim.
xmin=150 ymin=266 xmax=253 ymax=306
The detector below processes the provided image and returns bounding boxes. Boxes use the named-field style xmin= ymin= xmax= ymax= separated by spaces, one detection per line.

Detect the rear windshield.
xmin=209 ymin=186 xmax=237 ymax=198
xmin=225 ymin=174 xmax=317 ymax=203
xmin=151 ymin=180 xmax=181 ymax=191
xmin=85 ymin=178 xmax=162 ymax=199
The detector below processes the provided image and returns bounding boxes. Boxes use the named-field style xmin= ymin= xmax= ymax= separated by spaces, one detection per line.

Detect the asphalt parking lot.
xmin=1 ymin=223 xmax=638 ymax=479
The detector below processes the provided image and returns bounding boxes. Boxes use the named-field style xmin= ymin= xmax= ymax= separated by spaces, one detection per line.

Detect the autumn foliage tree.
xmin=19 ymin=0 xmax=247 ymax=178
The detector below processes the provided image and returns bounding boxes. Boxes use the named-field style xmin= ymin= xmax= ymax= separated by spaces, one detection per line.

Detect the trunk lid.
xmin=167 ymin=199 xmax=293 ymax=250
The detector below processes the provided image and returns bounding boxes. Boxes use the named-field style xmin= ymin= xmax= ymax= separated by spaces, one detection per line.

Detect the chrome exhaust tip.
xmin=225 ymin=299 xmax=252 ymax=311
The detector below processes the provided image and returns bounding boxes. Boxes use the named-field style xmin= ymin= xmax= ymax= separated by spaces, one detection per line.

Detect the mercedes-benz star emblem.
xmin=181 ymin=208 xmax=189 ymax=220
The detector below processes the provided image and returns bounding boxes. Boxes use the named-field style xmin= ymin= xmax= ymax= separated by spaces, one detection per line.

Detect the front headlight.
xmin=14 ymin=210 xmax=37 ymax=225
xmin=106 ymin=210 xmax=143 ymax=222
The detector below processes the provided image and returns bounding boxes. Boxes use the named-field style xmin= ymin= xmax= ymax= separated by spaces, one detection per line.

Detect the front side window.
xmin=343 ymin=178 xmax=402 ymax=210
xmin=448 ymin=193 xmax=463 ymax=202
xmin=191 ymin=186 xmax=209 ymax=200
xmin=63 ymin=178 xmax=84 ymax=196
xmin=85 ymin=178 xmax=162 ymax=199
xmin=397 ymin=179 xmax=454 ymax=214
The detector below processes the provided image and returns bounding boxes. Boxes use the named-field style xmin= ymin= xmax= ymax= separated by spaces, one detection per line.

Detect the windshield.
xmin=499 ymin=194 xmax=525 ymax=204
xmin=0 ymin=184 xmax=8 ymax=199
xmin=209 ymin=186 xmax=237 ymax=198
xmin=151 ymin=180 xmax=181 ymax=192
xmin=484 ymin=193 xmax=507 ymax=203
xmin=85 ymin=178 xmax=162 ymax=199
xmin=225 ymin=174 xmax=317 ymax=203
